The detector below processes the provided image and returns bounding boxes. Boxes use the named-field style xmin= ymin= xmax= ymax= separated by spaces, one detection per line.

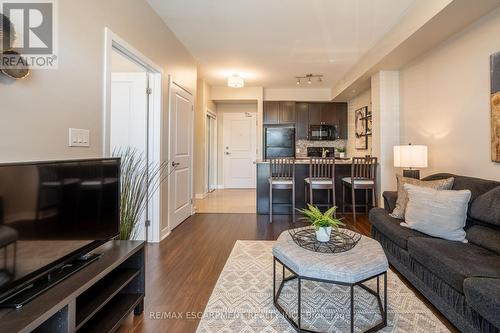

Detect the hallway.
xmin=195 ymin=189 xmax=256 ymax=213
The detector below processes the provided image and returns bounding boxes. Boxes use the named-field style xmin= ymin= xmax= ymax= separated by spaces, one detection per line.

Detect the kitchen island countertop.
xmin=255 ymin=158 xmax=353 ymax=165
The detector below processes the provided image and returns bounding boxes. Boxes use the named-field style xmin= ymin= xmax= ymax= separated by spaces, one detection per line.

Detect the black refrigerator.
xmin=264 ymin=127 xmax=295 ymax=159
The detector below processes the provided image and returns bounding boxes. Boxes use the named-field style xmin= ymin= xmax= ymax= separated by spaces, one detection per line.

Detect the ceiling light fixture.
xmin=228 ymin=74 xmax=244 ymax=88
xmin=295 ymin=74 xmax=324 ymax=85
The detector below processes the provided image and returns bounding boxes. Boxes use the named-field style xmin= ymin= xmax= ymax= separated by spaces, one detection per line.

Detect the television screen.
xmin=0 ymin=158 xmax=120 ymax=296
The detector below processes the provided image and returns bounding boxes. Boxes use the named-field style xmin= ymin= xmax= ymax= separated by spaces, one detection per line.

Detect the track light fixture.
xmin=295 ymin=74 xmax=324 ymax=85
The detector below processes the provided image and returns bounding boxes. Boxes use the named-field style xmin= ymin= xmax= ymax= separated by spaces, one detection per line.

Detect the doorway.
xmin=222 ymin=112 xmax=257 ymax=188
xmin=104 ymin=29 xmax=162 ymax=242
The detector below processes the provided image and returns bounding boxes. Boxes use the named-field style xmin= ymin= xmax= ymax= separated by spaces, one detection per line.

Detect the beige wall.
xmin=347 ymin=89 xmax=372 ymax=157
xmin=400 ymin=7 xmax=500 ymax=180
xmin=264 ymin=88 xmax=332 ymax=101
xmin=194 ymin=78 xmax=216 ymax=196
xmin=0 ymin=0 xmax=196 ymax=163
xmin=216 ymin=102 xmax=258 ymax=187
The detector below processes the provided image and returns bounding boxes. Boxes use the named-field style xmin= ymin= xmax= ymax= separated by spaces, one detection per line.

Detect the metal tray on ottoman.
xmin=272 ymin=229 xmax=389 ymax=333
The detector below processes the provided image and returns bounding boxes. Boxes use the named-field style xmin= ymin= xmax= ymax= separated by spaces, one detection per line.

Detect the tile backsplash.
xmin=296 ymin=139 xmax=347 ymax=157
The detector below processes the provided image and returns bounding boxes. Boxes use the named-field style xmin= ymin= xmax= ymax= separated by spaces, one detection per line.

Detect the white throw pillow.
xmin=401 ymin=184 xmax=471 ymax=243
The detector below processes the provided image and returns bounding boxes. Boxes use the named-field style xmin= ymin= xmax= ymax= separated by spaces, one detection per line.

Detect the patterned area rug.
xmin=196 ymin=241 xmax=450 ymax=333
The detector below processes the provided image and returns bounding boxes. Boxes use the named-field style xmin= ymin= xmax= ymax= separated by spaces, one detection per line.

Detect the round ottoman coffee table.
xmin=272 ymin=229 xmax=388 ymax=333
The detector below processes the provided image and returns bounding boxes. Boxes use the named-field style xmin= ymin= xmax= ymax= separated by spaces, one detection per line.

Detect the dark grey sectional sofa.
xmin=370 ymin=173 xmax=500 ymax=333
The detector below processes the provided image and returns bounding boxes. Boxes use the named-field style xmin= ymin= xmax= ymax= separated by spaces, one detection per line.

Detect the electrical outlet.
xmin=69 ymin=128 xmax=90 ymax=147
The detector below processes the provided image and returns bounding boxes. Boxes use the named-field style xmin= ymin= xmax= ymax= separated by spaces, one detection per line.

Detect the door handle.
xmin=171 ymin=161 xmax=180 ymax=167
xmin=225 ymin=152 xmax=231 ymax=155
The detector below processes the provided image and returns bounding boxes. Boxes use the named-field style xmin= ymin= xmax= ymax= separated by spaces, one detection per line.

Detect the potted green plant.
xmin=296 ymin=205 xmax=344 ymax=242
xmin=337 ymin=147 xmax=346 ymax=158
xmin=113 ymin=148 xmax=168 ymax=240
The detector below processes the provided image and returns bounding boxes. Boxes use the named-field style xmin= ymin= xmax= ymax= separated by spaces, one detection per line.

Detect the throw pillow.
xmin=402 ymin=184 xmax=471 ymax=243
xmin=390 ymin=175 xmax=454 ymax=219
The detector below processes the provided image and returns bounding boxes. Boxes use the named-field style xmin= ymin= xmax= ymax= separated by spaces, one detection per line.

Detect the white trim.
xmin=195 ymin=193 xmax=208 ymax=200
xmin=160 ymin=228 xmax=171 ymax=241
xmin=103 ymin=27 xmax=164 ymax=243
xmin=216 ymin=185 xmax=225 ymax=190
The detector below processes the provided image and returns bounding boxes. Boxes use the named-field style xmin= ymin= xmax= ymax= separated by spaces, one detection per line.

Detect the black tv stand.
xmin=0 ymin=240 xmax=145 ymax=333
xmin=0 ymin=253 xmax=102 ymax=309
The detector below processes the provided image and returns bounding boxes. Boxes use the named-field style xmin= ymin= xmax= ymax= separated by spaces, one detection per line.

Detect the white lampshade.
xmin=393 ymin=145 xmax=428 ymax=168
xmin=227 ymin=75 xmax=244 ymax=88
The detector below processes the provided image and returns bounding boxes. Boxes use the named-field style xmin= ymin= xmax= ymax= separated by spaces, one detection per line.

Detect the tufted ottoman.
xmin=272 ymin=229 xmax=389 ymax=333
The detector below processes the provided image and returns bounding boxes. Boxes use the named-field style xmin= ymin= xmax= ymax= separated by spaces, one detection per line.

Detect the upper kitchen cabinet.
xmin=308 ymin=103 xmax=322 ymax=125
xmin=295 ymin=103 xmax=309 ymax=140
xmin=263 ymin=101 xmax=296 ymax=124
xmin=263 ymin=101 xmax=279 ymax=124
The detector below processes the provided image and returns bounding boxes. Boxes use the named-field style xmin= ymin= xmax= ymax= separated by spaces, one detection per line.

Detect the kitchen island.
xmin=256 ymin=159 xmax=373 ymax=215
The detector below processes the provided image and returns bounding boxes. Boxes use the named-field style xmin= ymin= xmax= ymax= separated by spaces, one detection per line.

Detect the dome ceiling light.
xmin=295 ymin=74 xmax=324 ymax=85
xmin=227 ymin=74 xmax=244 ymax=88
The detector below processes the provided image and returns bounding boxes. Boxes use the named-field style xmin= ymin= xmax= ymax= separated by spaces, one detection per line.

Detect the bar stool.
xmin=269 ymin=158 xmax=295 ymax=223
xmin=342 ymin=156 xmax=378 ymax=224
xmin=304 ymin=158 xmax=336 ymax=214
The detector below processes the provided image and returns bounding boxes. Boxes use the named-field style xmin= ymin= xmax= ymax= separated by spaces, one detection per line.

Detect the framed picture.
xmin=355 ymin=107 xmax=368 ymax=150
xmin=491 ymin=52 xmax=500 ymax=162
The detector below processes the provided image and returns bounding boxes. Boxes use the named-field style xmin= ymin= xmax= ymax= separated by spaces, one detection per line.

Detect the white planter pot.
xmin=339 ymin=152 xmax=346 ymax=158
xmin=315 ymin=227 xmax=332 ymax=242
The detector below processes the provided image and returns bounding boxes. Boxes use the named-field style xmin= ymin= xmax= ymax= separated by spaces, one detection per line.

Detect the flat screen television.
xmin=0 ymin=158 xmax=120 ymax=306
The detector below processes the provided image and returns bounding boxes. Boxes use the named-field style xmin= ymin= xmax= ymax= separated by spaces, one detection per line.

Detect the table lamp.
xmin=393 ymin=144 xmax=428 ymax=179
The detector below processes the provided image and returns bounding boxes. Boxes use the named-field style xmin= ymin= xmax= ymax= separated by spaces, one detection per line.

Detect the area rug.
xmin=196 ymin=241 xmax=449 ymax=332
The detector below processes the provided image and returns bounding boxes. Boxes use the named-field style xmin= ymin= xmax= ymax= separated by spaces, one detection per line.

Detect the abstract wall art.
xmin=491 ymin=52 xmax=500 ymax=162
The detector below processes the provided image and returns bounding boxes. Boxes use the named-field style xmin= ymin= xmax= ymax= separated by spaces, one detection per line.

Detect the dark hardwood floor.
xmin=117 ymin=213 xmax=457 ymax=333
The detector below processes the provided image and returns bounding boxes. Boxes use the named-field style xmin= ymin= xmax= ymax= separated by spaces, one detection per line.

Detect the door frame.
xmin=167 ymin=76 xmax=195 ymax=236
xmin=103 ymin=28 xmax=163 ymax=243
xmin=205 ymin=109 xmax=217 ymax=194
xmin=222 ymin=111 xmax=257 ymax=188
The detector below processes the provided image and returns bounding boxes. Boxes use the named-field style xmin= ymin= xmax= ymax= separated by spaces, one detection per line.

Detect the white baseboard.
xmin=160 ymin=227 xmax=170 ymax=241
xmin=216 ymin=185 xmax=225 ymax=189
xmin=195 ymin=193 xmax=207 ymax=199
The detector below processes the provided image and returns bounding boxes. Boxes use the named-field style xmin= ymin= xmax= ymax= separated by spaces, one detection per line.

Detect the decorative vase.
xmin=315 ymin=226 xmax=332 ymax=242
xmin=339 ymin=152 xmax=346 ymax=158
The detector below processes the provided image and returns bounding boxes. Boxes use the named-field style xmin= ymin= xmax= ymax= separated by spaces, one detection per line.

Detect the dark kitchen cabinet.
xmin=263 ymin=101 xmax=295 ymax=124
xmin=296 ymin=103 xmax=309 ymax=140
xmin=308 ymin=103 xmax=321 ymax=125
xmin=320 ymin=103 xmax=337 ymax=125
xmin=263 ymin=101 xmax=279 ymax=124
xmin=336 ymin=103 xmax=348 ymax=139
xmin=279 ymin=101 xmax=296 ymax=124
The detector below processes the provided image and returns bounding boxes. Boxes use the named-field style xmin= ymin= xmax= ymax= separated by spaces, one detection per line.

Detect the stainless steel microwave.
xmin=309 ymin=125 xmax=336 ymax=141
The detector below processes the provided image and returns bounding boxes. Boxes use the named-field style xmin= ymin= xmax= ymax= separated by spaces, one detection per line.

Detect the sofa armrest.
xmin=464 ymin=278 xmax=500 ymax=329
xmin=383 ymin=191 xmax=397 ymax=213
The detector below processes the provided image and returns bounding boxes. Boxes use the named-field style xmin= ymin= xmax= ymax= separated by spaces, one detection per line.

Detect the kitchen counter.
xmin=256 ymin=160 xmax=372 ymax=215
xmin=255 ymin=157 xmax=353 ymax=165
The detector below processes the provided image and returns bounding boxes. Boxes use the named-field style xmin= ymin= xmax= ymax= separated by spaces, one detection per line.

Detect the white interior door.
xmin=168 ymin=82 xmax=194 ymax=230
xmin=110 ymin=73 xmax=148 ymax=154
xmin=223 ymin=112 xmax=257 ymax=188
xmin=110 ymin=72 xmax=148 ymax=240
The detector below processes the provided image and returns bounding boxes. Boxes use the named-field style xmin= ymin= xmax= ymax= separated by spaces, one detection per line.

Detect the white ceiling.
xmin=148 ymin=0 xmax=416 ymax=88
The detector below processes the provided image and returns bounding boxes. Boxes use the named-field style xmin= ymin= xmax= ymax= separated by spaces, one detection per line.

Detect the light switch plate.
xmin=69 ymin=128 xmax=90 ymax=147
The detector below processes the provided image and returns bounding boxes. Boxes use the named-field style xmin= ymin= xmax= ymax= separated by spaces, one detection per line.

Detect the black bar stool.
xmin=342 ymin=156 xmax=378 ymax=224
xmin=304 ymin=158 xmax=336 ymax=214
xmin=269 ymin=158 xmax=295 ymax=223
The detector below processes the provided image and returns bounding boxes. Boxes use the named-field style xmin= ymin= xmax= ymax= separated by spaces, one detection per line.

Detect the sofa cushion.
xmin=403 ymin=184 xmax=470 ymax=243
xmin=423 ymin=173 xmax=500 ymax=203
xmin=408 ymin=237 xmax=500 ymax=293
xmin=467 ymin=225 xmax=500 ymax=255
xmin=463 ymin=277 xmax=500 ymax=328
xmin=369 ymin=208 xmax=430 ymax=250
xmin=470 ymin=186 xmax=500 ymax=227
xmin=390 ymin=175 xmax=454 ymax=220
